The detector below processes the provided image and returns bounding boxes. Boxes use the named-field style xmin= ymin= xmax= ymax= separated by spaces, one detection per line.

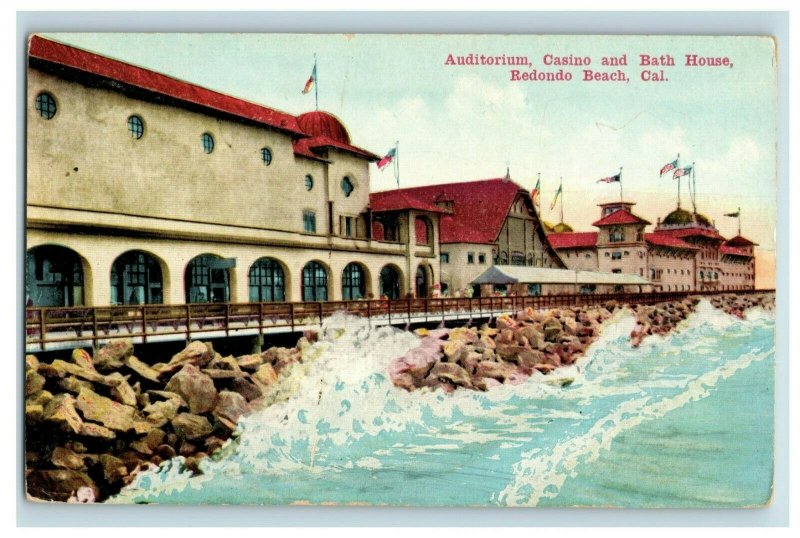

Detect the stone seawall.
xmin=25 ymin=332 xmax=318 ymax=503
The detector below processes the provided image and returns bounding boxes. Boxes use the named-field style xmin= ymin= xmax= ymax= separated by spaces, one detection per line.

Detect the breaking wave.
xmin=111 ymin=300 xmax=775 ymax=507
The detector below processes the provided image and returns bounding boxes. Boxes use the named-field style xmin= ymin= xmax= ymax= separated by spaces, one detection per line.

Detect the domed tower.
xmin=296 ymin=110 xmax=352 ymax=144
xmin=654 ymin=206 xmax=725 ymax=291
xmin=551 ymin=222 xmax=574 ymax=233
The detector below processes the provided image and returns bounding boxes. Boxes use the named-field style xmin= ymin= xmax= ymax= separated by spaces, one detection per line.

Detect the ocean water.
xmin=110 ymin=300 xmax=775 ymax=507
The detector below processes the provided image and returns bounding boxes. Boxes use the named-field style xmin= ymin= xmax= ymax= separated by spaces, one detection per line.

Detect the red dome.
xmin=296 ymin=111 xmax=351 ymax=144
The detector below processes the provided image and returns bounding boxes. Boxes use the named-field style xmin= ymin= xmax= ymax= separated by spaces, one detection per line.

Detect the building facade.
xmin=26 ymin=35 xmax=439 ymax=307
xmin=371 ymin=178 xmax=565 ymax=297
xmin=548 ymin=203 xmax=756 ymax=292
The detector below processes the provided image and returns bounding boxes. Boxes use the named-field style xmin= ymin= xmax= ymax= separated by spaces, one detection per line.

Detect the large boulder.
xmin=442 ymin=340 xmax=468 ymax=363
xmin=42 ymin=360 xmax=108 ymax=385
xmin=236 ymin=354 xmax=263 ymax=371
xmin=229 ymin=377 xmax=263 ymax=402
xmin=252 ymin=363 xmax=278 ymax=387
xmin=93 ymin=339 xmax=134 ymax=371
xmin=124 ymin=356 xmax=162 ymax=383
xmin=50 ymin=446 xmax=86 ymax=471
xmin=164 ymin=364 xmax=218 ymax=414
xmin=27 ymin=470 xmax=96 ymax=502
xmin=543 ymin=318 xmax=563 ymax=342
xmin=43 ymin=393 xmax=84 ymax=434
xmin=167 ymin=341 xmax=215 ymax=368
xmin=75 ymin=387 xmax=136 ymax=432
xmin=25 ymin=369 xmax=46 ymax=396
xmin=99 ymin=454 xmax=128 ymax=485
xmin=69 ymin=348 xmax=95 ymax=371
xmin=429 ymin=362 xmax=472 ymax=388
xmin=475 ymin=360 xmax=511 ymax=381
xmin=171 ymin=413 xmax=214 ymax=441
xmin=78 ymin=422 xmax=116 ymax=440
xmin=213 ymin=391 xmax=249 ymax=431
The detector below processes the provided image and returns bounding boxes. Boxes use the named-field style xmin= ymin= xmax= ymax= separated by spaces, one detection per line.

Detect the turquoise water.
xmin=111 ymin=301 xmax=774 ymax=507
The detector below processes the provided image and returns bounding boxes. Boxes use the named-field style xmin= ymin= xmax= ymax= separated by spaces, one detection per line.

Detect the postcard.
xmin=24 ymin=32 xmax=777 ymax=507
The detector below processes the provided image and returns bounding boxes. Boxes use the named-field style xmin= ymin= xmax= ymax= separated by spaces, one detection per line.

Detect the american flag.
xmin=596 ymin=173 xmax=621 ymax=183
xmin=660 ymin=159 xmax=678 ymax=176
xmin=673 ymin=166 xmax=692 ymax=179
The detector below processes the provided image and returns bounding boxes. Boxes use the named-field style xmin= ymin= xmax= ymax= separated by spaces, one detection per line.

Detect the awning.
xmin=471 ymin=265 xmax=651 ymax=286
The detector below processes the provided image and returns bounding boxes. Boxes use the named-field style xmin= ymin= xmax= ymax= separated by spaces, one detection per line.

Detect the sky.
xmin=44 ymin=33 xmax=777 ymax=285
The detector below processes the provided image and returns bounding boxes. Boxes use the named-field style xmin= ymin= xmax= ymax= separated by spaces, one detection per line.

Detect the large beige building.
xmin=548 ymin=202 xmax=756 ymax=292
xmin=26 ymin=35 xmax=439 ymax=307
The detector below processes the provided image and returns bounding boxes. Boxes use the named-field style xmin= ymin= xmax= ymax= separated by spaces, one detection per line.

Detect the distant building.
xmin=371 ymin=178 xmax=565 ymax=296
xmin=548 ymin=203 xmax=756 ymax=292
xmin=26 ymin=35 xmax=439 ymax=307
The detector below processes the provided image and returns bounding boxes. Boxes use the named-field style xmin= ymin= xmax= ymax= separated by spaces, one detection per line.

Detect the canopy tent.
xmin=471 ymin=265 xmax=651 ymax=287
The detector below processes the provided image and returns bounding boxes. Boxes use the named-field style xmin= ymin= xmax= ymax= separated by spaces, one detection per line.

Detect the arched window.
xmin=609 ymin=227 xmax=624 ymax=242
xmin=25 ymin=245 xmax=84 ymax=307
xmin=111 ymin=251 xmax=163 ymax=305
xmin=127 ymin=115 xmax=144 ymax=139
xmin=302 ymin=261 xmax=328 ymax=302
xmin=185 ymin=254 xmax=230 ymax=303
xmin=415 ymin=216 xmax=431 ymax=246
xmin=379 ymin=265 xmax=401 ymax=300
xmin=35 ymin=92 xmax=57 ymax=119
xmin=342 ymin=263 xmax=366 ymax=300
xmin=201 ymin=133 xmax=214 ymax=154
xmin=499 ymin=252 xmax=508 ymax=264
xmin=249 ymin=258 xmax=285 ymax=302
xmin=261 ymin=147 xmax=273 ymax=166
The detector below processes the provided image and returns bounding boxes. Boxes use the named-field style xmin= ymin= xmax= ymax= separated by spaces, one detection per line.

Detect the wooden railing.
xmin=25 ymin=289 xmax=774 ymax=351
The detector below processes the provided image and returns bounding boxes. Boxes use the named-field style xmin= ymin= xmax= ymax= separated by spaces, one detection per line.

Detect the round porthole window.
xmin=305 ymin=175 xmax=314 ymax=191
xmin=202 ymin=133 xmax=214 ymax=154
xmin=261 ymin=147 xmax=273 ymax=166
xmin=127 ymin=115 xmax=144 ymax=139
xmin=35 ymin=92 xmax=57 ymax=119
xmin=341 ymin=176 xmax=354 ymax=197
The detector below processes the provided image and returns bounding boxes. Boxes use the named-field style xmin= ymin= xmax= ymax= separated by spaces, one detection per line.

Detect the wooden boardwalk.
xmin=25 ymin=289 xmax=773 ymax=353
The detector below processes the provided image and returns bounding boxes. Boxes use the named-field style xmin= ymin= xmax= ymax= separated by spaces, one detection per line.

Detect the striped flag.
xmin=673 ymin=166 xmax=692 ymax=179
xmin=301 ymin=64 xmax=316 ymax=94
xmin=377 ymin=147 xmax=396 ymax=170
xmin=596 ymin=173 xmax=621 ymax=184
xmin=660 ymin=158 xmax=678 ymax=176
xmin=531 ymin=177 xmax=541 ymax=207
xmin=549 ymin=184 xmax=562 ymax=210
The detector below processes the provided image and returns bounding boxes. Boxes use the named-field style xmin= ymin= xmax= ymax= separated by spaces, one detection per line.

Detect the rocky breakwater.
xmin=628 ymin=297 xmax=699 ymax=348
xmin=25 ymin=334 xmax=315 ymax=503
xmin=389 ymin=303 xmax=620 ymax=393
xmin=709 ymin=293 xmax=775 ymax=318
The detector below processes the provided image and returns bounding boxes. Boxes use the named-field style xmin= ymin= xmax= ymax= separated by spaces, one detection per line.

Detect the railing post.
xmin=225 ymin=303 xmax=230 ymax=337
xmin=259 ymin=302 xmax=264 ymax=338
xmin=141 ymin=306 xmax=147 ymax=345
xmin=185 ymin=304 xmax=191 ymax=344
xmin=318 ymin=301 xmax=323 ymax=324
xmin=290 ymin=302 xmax=295 ymax=332
xmin=366 ymin=300 xmax=371 ymax=321
xmin=39 ymin=308 xmax=46 ymax=352
xmin=407 ymin=298 xmax=411 ymax=322
xmin=92 ymin=307 xmax=99 ymax=352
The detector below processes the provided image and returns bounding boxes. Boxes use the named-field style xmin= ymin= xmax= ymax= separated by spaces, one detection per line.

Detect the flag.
xmin=673 ymin=166 xmax=692 ymax=179
xmin=596 ymin=173 xmax=621 ymax=184
xmin=377 ymin=147 xmax=396 ymax=170
xmin=531 ymin=177 xmax=541 ymax=207
xmin=724 ymin=210 xmax=740 ymax=218
xmin=660 ymin=159 xmax=678 ymax=176
xmin=549 ymin=184 xmax=562 ymax=210
xmin=301 ymin=64 xmax=316 ymax=94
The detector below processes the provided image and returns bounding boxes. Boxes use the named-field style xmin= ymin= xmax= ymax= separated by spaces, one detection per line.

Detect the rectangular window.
xmin=440 ymin=253 xmax=450 ymax=264
xmin=303 ymin=211 xmax=316 ymax=233
xmin=345 ymin=217 xmax=353 ymax=237
xmin=478 ymin=253 xmax=486 ymax=264
xmin=611 ymin=252 xmax=622 ymax=260
xmin=467 ymin=252 xmax=475 ymax=264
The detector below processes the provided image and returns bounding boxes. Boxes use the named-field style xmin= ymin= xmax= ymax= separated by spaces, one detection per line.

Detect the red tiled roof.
xmin=29 ymin=35 xmax=306 ymax=137
xmin=292 ymin=135 xmax=379 ymax=161
xmin=369 ymin=191 xmax=447 ymax=214
xmin=659 ymin=227 xmax=727 ymax=241
xmin=725 ymin=235 xmax=758 ymax=247
xmin=548 ymin=232 xmax=598 ymax=249
xmin=374 ymin=178 xmax=522 ymax=244
xmin=592 ymin=208 xmax=651 ymax=227
xmin=645 ymin=232 xmax=700 ymax=250
xmin=720 ymin=245 xmax=752 ymax=257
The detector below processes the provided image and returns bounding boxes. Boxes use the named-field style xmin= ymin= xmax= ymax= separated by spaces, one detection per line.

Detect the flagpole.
xmin=619 ymin=167 xmax=623 ymax=201
xmin=314 ymin=54 xmax=318 ymax=111
xmin=559 ymin=177 xmax=564 ymax=224
xmin=537 ymin=172 xmax=541 ymax=213
xmin=691 ymin=161 xmax=697 ymax=214
xmin=394 ymin=140 xmax=400 ymax=189
xmin=738 ymin=207 xmax=741 ymax=235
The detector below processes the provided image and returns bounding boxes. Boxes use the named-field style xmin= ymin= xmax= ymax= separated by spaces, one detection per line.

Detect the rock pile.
xmin=389 ymin=302 xmax=620 ymax=393
xmin=25 ymin=336 xmax=312 ymax=503
xmin=629 ymin=298 xmax=699 ymax=347
xmin=709 ymin=293 xmax=775 ymax=318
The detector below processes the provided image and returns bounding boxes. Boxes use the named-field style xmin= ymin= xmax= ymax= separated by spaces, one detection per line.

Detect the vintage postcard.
xmin=24 ymin=33 xmax=777 ymax=507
